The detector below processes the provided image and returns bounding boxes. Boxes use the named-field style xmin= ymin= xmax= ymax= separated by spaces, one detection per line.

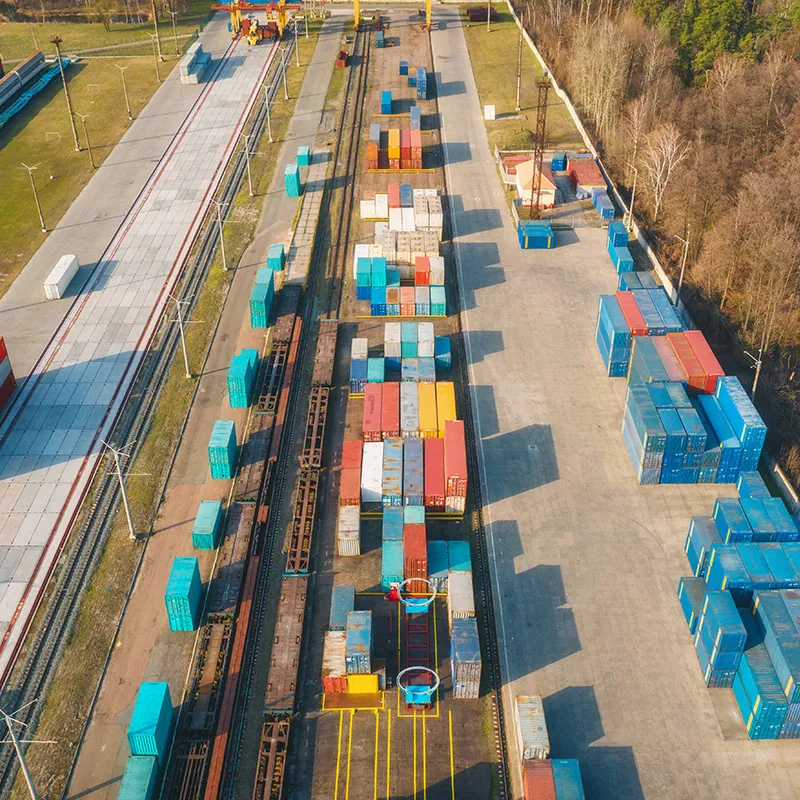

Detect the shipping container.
xmin=382 ymin=539 xmax=404 ymax=590
xmin=684 ymin=516 xmax=722 ymax=577
xmin=424 ymin=437 xmax=445 ymax=509
xmin=350 ymin=358 xmax=368 ymax=395
xmin=404 ymin=522 xmax=427 ymax=592
xmin=436 ymin=382 xmax=457 ymax=436
xmin=43 ymin=253 xmax=79 ymax=300
xmin=753 ymin=590 xmax=800 ymax=702
xmin=382 ymin=506 xmax=404 ymax=540
xmin=381 ymin=381 xmax=400 ymax=437
xmin=338 ymin=506 xmax=361 ymax=556
xmin=677 ymin=576 xmax=706 ymax=634
xmin=444 ymin=420 xmax=467 ymax=501
xmin=165 ymin=557 xmax=202 ymax=631
xmin=418 ymin=382 xmax=438 ymax=437
xmin=382 ymin=437 xmax=404 ymax=507
xmin=427 ymin=539 xmax=449 ymax=592
xmin=117 ymin=756 xmax=159 ymax=800
xmin=330 ymin=584 xmax=356 ymax=631
xmin=208 ymin=419 xmax=237 ymax=479
xmin=516 ymin=695 xmax=550 ymax=760
xmin=714 ymin=498 xmax=753 ymax=543
xmin=128 ymin=682 xmax=173 ymax=763
xmin=192 ymin=500 xmax=223 ymax=551
xmin=345 ymin=610 xmax=372 ymax=674
xmin=448 ymin=570 xmax=475 ymax=625
xmin=339 ymin=468 xmax=361 ymax=507
xmin=551 ymin=759 xmax=585 ymax=800
xmin=322 ymin=630 xmax=348 ymax=694
xmin=267 ymin=243 xmax=285 ymax=271
xmin=363 ymin=384 xmax=383 ymax=442
xmin=403 ymin=438 xmax=425 ymax=506
xmin=451 ymin=616 xmax=481 ymax=699
xmin=737 ymin=471 xmax=771 ymax=499
xmin=361 ymin=442 xmax=384 ymax=503
xmin=401 ymin=381 xmax=419 ymax=437
xmin=342 ymin=440 xmax=363 ymax=470
xmin=522 ymin=760 xmax=556 ymax=800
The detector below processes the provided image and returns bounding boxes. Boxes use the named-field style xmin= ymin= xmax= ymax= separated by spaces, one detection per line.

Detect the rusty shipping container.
xmin=363 ymin=383 xmax=383 ymax=442
xmin=444 ymin=420 xmax=468 ymax=498
xmin=404 ymin=522 xmax=427 ymax=593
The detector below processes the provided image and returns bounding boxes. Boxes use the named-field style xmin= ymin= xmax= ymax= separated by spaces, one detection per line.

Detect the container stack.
xmin=0 ymin=339 xmax=16 ymax=410
xmin=375 ymin=29 xmax=385 ymax=48
xmin=381 ymin=90 xmax=392 ymax=115
xmin=399 ymin=60 xmax=409 ymax=75
xmin=591 ymin=186 xmax=614 ymax=220
xmin=618 ymin=269 xmax=659 ymax=290
xmin=388 ymin=128 xmax=400 ymax=169
xmin=444 ymin=420 xmax=468 ymax=513
xmin=517 ymin=220 xmax=554 ymax=250
xmin=227 ymin=348 xmax=258 ymax=408
xmin=595 ymin=294 xmax=631 ymax=377
xmin=567 ymin=156 xmax=605 ymax=199
xmin=404 ymin=520 xmax=427 ymax=592
xmin=127 ymin=682 xmax=173 ymax=763
xmin=447 ymin=569 xmax=475 ymax=626
xmin=337 ymin=505 xmax=361 ymax=555
xmin=606 ymin=221 xmax=633 ymax=274
xmin=165 ymin=557 xmax=203 ymax=631
xmin=330 ymin=584 xmax=356 ymax=630
xmin=410 ymin=106 xmax=421 ymax=130
xmin=427 ymin=539 xmax=448 ymax=592
xmin=693 ymin=589 xmax=747 ymax=687
xmin=178 ymin=41 xmax=211 ymax=85
xmin=118 ymin=755 xmax=159 ymax=800
xmin=208 ymin=420 xmax=237 ymax=479
xmin=516 ymin=695 xmax=550 ymax=759
xmin=382 ymin=437 xmax=404 ymax=506
xmin=345 ymin=610 xmax=372 ymax=673
xmin=425 ymin=437 xmax=445 ymax=509
xmin=367 ymin=123 xmax=380 ymax=170
xmin=267 ymin=243 xmax=285 ymax=271
xmin=284 ymin=163 xmax=302 ymax=197
xmin=451 ymin=616 xmax=481 ymax=699
xmin=249 ymin=269 xmax=274 ymax=328
xmin=416 ymin=66 xmax=428 ymax=100
xmin=191 ymin=500 xmax=223 ymax=550
xmin=340 ymin=439 xmax=363 ymax=506
xmin=322 ymin=630 xmax=347 ymax=693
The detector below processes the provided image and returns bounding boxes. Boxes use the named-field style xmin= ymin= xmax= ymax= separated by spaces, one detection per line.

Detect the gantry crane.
xmin=210 ymin=0 xmax=302 ymax=39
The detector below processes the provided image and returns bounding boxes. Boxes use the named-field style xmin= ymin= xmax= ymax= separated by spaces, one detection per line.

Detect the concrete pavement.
xmin=432 ymin=7 xmax=800 ymax=799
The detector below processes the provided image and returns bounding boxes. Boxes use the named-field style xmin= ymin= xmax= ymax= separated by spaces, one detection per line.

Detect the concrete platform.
xmin=0 ymin=34 xmax=280 ymax=687
xmin=432 ymin=6 xmax=800 ymax=800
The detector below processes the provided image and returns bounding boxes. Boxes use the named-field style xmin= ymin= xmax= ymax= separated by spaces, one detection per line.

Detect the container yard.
xmin=3 ymin=3 xmax=800 ymax=800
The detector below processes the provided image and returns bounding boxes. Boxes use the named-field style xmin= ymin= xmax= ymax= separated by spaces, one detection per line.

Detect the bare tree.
xmin=642 ymin=123 xmax=690 ymax=221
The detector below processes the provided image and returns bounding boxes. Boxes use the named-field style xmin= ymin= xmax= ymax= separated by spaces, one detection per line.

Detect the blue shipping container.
xmin=118 ymin=756 xmax=159 ymax=800
xmin=128 ymin=682 xmax=173 ymax=763
xmin=165 ymin=557 xmax=203 ymax=631
xmin=345 ymin=610 xmax=372 ymax=673
xmin=330 ymin=583 xmax=355 ymax=631
xmin=192 ymin=500 xmax=223 ymax=550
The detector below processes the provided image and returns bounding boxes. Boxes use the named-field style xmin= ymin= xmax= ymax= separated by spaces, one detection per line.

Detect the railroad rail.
xmin=0 ymin=36 xmax=292 ymax=800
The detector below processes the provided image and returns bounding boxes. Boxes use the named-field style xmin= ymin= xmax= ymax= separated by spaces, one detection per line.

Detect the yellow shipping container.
xmin=347 ymin=674 xmax=379 ymax=693
xmin=436 ymin=381 xmax=457 ymax=436
xmin=388 ymin=129 xmax=401 ymax=148
xmin=418 ymin=382 xmax=438 ymax=438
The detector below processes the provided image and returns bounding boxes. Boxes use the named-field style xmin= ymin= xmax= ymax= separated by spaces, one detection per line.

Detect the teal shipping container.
xmin=208 ymin=419 xmax=237 ymax=479
xmin=551 ymin=759 xmax=586 ymax=800
xmin=434 ymin=336 xmax=451 ymax=371
xmin=284 ymin=163 xmax=302 ymax=197
xmin=118 ymin=756 xmax=159 ymax=800
xmin=430 ymin=285 xmax=446 ymax=316
xmin=367 ymin=357 xmax=385 ymax=383
xmin=404 ymin=505 xmax=425 ymax=524
xmin=227 ymin=351 xmax=255 ymax=408
xmin=297 ymin=145 xmax=311 ymax=166
xmin=192 ymin=500 xmax=223 ymax=550
xmin=127 ymin=682 xmax=173 ymax=762
xmin=427 ymin=539 xmax=448 ymax=592
xmin=267 ymin=243 xmax=285 ymax=271
xmin=165 ymin=557 xmax=203 ymax=631
xmin=250 ymin=277 xmax=274 ymax=328
xmin=330 ymin=583 xmax=356 ymax=631
xmin=448 ymin=540 xmax=472 ymax=572
xmin=382 ymin=539 xmax=404 ymax=590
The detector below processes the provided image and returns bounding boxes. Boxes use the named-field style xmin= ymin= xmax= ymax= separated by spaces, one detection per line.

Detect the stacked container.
xmin=361 ymin=440 xmax=383 ymax=502
xmin=284 ymin=163 xmax=302 ymax=197
xmin=345 ymin=610 xmax=372 ymax=673
xmin=249 ymin=270 xmax=274 ymax=328
xmin=418 ymin=383 xmax=438 ymax=438
xmin=192 ymin=500 xmax=223 ymax=550
xmin=595 ymin=294 xmax=631 ymax=377
xmin=403 ymin=438 xmax=424 ymax=505
xmin=208 ymin=420 xmax=237 ymax=479
xmin=382 ymin=438 xmax=403 ymax=506
xmin=410 ymin=105 xmax=421 ymax=129
xmin=424 ymin=438 xmax=445 ymax=509
xmin=381 ymin=90 xmax=392 ymax=115
xmin=382 ymin=382 xmax=400 ymax=437
xmin=330 ymin=584 xmax=356 ymax=630
xmin=385 ymin=322 xmax=402 ymax=369
xmin=693 ymin=590 xmax=747 ymax=686
xmin=444 ymin=420 xmax=468 ymax=513
xmin=165 ymin=557 xmax=202 ymax=631
xmin=401 ymin=382 xmax=419 ymax=438
xmin=404 ymin=522 xmax=427 ymax=592
xmin=128 ymin=682 xmax=173 ymax=763
xmin=227 ymin=348 xmax=258 ymax=408
xmin=677 ymin=576 xmax=707 ymax=634
xmin=592 ymin=189 xmax=614 ymax=220
xmin=451 ymin=616 xmax=481 ymax=699
xmin=716 ymin=376 xmax=768 ymax=471
xmin=382 ymin=538 xmax=404 ymax=590
xmin=340 ymin=440 xmax=362 ymax=507
xmin=434 ymin=336 xmax=451 ymax=371
xmin=447 ymin=570 xmax=475 ymax=626
xmin=416 ymin=66 xmax=428 ymax=99
xmin=267 ymin=243 xmax=285 ymax=271
xmin=322 ymin=630 xmax=347 ymax=693
xmin=337 ymin=505 xmax=361 ymax=555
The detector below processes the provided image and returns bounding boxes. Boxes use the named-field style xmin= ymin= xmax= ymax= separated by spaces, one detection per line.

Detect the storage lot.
xmin=432 ymin=6 xmax=800 ymax=799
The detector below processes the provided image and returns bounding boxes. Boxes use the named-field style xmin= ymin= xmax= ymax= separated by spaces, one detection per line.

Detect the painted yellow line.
xmin=422 ymin=709 xmax=428 ymax=800
xmin=345 ymin=710 xmax=355 ymax=800
xmin=449 ymin=710 xmax=456 ymax=800
xmin=334 ymin=710 xmax=344 ymax=800
xmin=386 ymin=709 xmax=392 ymax=800
xmin=413 ymin=710 xmax=418 ymax=800
xmin=373 ymin=710 xmax=379 ymax=800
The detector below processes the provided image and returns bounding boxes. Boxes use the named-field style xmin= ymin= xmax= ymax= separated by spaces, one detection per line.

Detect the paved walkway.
xmin=432 ymin=7 xmax=799 ymax=800
xmin=0 ymin=31 xmax=280 ymax=687
xmin=66 ymin=18 xmax=344 ymax=800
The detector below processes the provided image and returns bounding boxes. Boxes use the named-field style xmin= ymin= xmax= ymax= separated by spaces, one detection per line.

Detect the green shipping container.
xmin=192 ymin=500 xmax=223 ymax=550
xmin=118 ymin=756 xmax=159 ymax=800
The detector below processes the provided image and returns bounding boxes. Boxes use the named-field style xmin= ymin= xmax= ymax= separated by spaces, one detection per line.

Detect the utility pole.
xmin=0 ymin=706 xmax=57 ymax=800
xmin=625 ymin=163 xmax=638 ymax=232
xmin=745 ymin=341 xmax=765 ymax=400
xmin=115 ymin=64 xmax=133 ymax=121
xmin=304 ymin=12 xmax=308 ymax=37
xmin=280 ymin=46 xmax=289 ymax=100
xmin=148 ymin=33 xmax=161 ymax=82
xmin=674 ymin=226 xmax=690 ymax=305
xmin=151 ymin=0 xmax=164 ymax=61
xmin=19 ymin=163 xmax=47 ymax=233
xmin=168 ymin=9 xmax=180 ymax=55
xmin=294 ymin=18 xmax=300 ymax=66
xmin=211 ymin=200 xmax=229 ymax=271
xmin=241 ymin=132 xmax=253 ymax=197
xmin=75 ymin=113 xmax=96 ymax=169
xmin=487 ymin=0 xmax=491 ymax=31
xmin=515 ymin=9 xmax=524 ymax=112
xmin=263 ymin=80 xmax=273 ymax=142
xmin=169 ymin=294 xmax=192 ymax=378
xmin=50 ymin=36 xmax=80 ymax=152
xmin=102 ymin=440 xmax=136 ymax=539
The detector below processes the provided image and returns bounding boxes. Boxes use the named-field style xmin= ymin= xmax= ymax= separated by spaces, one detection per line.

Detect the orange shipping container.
xmin=436 ymin=382 xmax=457 ymax=436
xmin=382 ymin=382 xmax=400 ymax=437
xmin=666 ymin=332 xmax=706 ymax=392
xmin=339 ymin=468 xmax=361 ymax=506
xmin=342 ymin=440 xmax=363 ymax=469
xmin=684 ymin=330 xmax=724 ymax=394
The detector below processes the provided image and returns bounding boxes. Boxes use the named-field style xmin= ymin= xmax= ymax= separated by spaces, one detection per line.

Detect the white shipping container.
xmin=374 ymin=194 xmax=389 ymax=219
xmin=389 ymin=207 xmax=403 ymax=232
xmin=360 ymin=200 xmax=376 ymax=220
xmin=44 ymin=254 xmax=79 ymax=300
xmin=424 ymin=231 xmax=440 ymax=254
xmin=351 ymin=337 xmax=369 ymax=360
xmin=369 ymin=243 xmax=383 ymax=258
xmin=429 ymin=256 xmax=445 ymax=274
xmin=374 ymin=221 xmax=388 ymax=241
xmin=361 ymin=442 xmax=384 ymax=503
xmin=445 ymin=496 xmax=466 ymax=514
xmin=401 ymin=208 xmax=416 ymax=233
xmin=424 ymin=188 xmax=438 ymax=198
xmin=384 ymin=322 xmax=401 ymax=347
xmin=418 ymin=341 xmax=435 ymax=359
xmin=515 ymin=695 xmax=550 ymax=760
xmin=338 ymin=505 xmax=360 ymax=540
xmin=447 ymin=571 xmax=476 ymax=626
xmin=428 ymin=197 xmax=443 ymax=230
xmin=353 ymin=243 xmax=370 ymax=279
xmin=430 ymin=270 xmax=445 ymax=286
xmin=400 ymin=382 xmax=419 ymax=438
xmin=398 ymin=264 xmax=414 ymax=281
xmin=322 ymin=631 xmax=347 ymax=678
xmin=417 ymin=322 xmax=434 ymax=344
xmin=414 ymin=199 xmax=429 ymax=229
xmin=413 ymin=188 xmax=426 ymax=201
xmin=338 ymin=535 xmax=361 ymax=556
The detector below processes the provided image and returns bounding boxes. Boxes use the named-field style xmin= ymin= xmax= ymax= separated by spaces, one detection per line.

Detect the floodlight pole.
xmin=212 ymin=200 xmax=228 ymax=271
xmin=76 ymin=113 xmax=95 ymax=169
xmin=20 ymin=163 xmax=47 ymax=233
xmin=170 ymin=295 xmax=192 ymax=378
xmin=169 ymin=9 xmax=180 ymax=55
xmin=50 ymin=36 xmax=80 ymax=151
xmin=116 ymin=64 xmax=133 ymax=121
xmin=263 ymin=81 xmax=273 ymax=142
xmin=515 ymin=9 xmax=524 ymax=112
xmin=241 ymin=133 xmax=253 ymax=197
xmin=674 ymin=226 xmax=690 ymax=305
xmin=294 ymin=19 xmax=300 ymax=66
xmin=281 ymin=46 xmax=289 ymax=100
xmin=103 ymin=442 xmax=136 ymax=539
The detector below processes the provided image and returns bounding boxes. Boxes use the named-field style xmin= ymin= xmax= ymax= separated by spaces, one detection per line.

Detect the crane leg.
xmin=426 ymin=0 xmax=431 ymax=29
xmin=354 ymin=0 xmax=360 ymax=29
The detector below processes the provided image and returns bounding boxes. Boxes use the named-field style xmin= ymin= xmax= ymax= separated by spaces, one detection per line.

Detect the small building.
xmin=514 ymin=160 xmax=556 ymax=209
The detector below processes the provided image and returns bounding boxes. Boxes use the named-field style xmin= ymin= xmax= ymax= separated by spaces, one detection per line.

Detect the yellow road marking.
xmin=386 ymin=709 xmax=392 ymax=800
xmin=449 ymin=710 xmax=456 ymax=800
xmin=334 ymin=710 xmax=344 ymax=800
xmin=413 ymin=710 xmax=418 ymax=799
xmin=373 ymin=710 xmax=379 ymax=800
xmin=345 ymin=710 xmax=355 ymax=800
xmin=422 ymin=709 xmax=428 ymax=800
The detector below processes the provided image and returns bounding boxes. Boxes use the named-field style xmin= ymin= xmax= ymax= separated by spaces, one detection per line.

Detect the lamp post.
xmin=211 ymin=200 xmax=229 ymax=271
xmin=674 ymin=226 xmax=690 ymax=305
xmin=148 ymin=33 xmax=161 ymax=82
xmin=280 ymin=46 xmax=289 ymax=100
xmin=75 ymin=113 xmax=96 ymax=169
xmin=294 ymin=19 xmax=300 ymax=66
xmin=241 ymin=132 xmax=253 ymax=197
xmin=263 ymin=80 xmax=273 ymax=142
xmin=115 ymin=64 xmax=133 ymax=121
xmin=169 ymin=294 xmax=193 ymax=378
xmin=515 ymin=9 xmax=524 ymax=112
xmin=168 ymin=9 xmax=180 ymax=55
xmin=19 ymin=163 xmax=47 ymax=232
xmin=50 ymin=36 xmax=80 ymax=151
xmin=625 ymin=163 xmax=638 ymax=232
xmin=487 ymin=0 xmax=491 ymax=31
xmin=101 ymin=441 xmax=136 ymax=539
xmin=151 ymin=0 xmax=164 ymax=61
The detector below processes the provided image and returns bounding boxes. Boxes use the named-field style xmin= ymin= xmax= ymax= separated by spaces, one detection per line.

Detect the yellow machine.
xmin=211 ymin=0 xmax=299 ymax=39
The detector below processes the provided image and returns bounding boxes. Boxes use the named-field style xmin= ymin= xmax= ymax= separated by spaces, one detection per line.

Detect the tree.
xmin=95 ymin=0 xmax=119 ymax=30
xmin=642 ymin=123 xmax=690 ymax=220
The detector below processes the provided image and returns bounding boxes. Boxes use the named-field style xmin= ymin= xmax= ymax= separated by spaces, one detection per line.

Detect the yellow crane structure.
xmin=211 ymin=0 xmax=302 ymax=39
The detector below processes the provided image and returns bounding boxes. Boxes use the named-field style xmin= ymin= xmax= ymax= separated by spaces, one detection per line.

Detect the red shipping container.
xmin=424 ymin=437 xmax=445 ymax=509
xmin=363 ymin=383 xmax=383 ymax=442
xmin=367 ymin=142 xmax=379 ymax=159
xmin=400 ymin=129 xmax=411 ymax=148
xmin=367 ymin=160 xmax=378 ymax=171
xmin=0 ymin=373 xmax=15 ymax=411
xmin=339 ymin=468 xmax=361 ymax=506
xmin=415 ymin=256 xmax=430 ymax=285
xmin=410 ymin=129 xmax=422 ymax=159
xmin=667 ymin=332 xmax=706 ymax=392
xmin=444 ymin=420 xmax=467 ymax=498
xmin=684 ymin=329 xmax=724 ymax=393
xmin=386 ymin=286 xmax=401 ymax=305
xmin=342 ymin=440 xmax=364 ymax=469
xmin=522 ymin=759 xmax=556 ymax=800
xmin=400 ymin=286 xmax=416 ymax=316
xmin=650 ymin=336 xmax=687 ymax=383
xmin=0 ymin=337 xmax=8 ymax=364
xmin=389 ymin=159 xmax=400 ymax=171
xmin=382 ymin=382 xmax=400 ymax=438
xmin=412 ymin=158 xmax=423 ymax=170
xmin=400 ymin=159 xmax=410 ymax=170
xmin=403 ymin=523 xmax=427 ymax=592
xmin=388 ymin=183 xmax=401 ymax=207
xmin=615 ymin=291 xmax=648 ymax=336
xmin=323 ymin=676 xmax=347 ymax=694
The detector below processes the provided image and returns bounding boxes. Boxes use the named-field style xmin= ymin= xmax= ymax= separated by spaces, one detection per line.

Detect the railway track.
xmin=0 ymin=37 xmax=291 ymax=800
